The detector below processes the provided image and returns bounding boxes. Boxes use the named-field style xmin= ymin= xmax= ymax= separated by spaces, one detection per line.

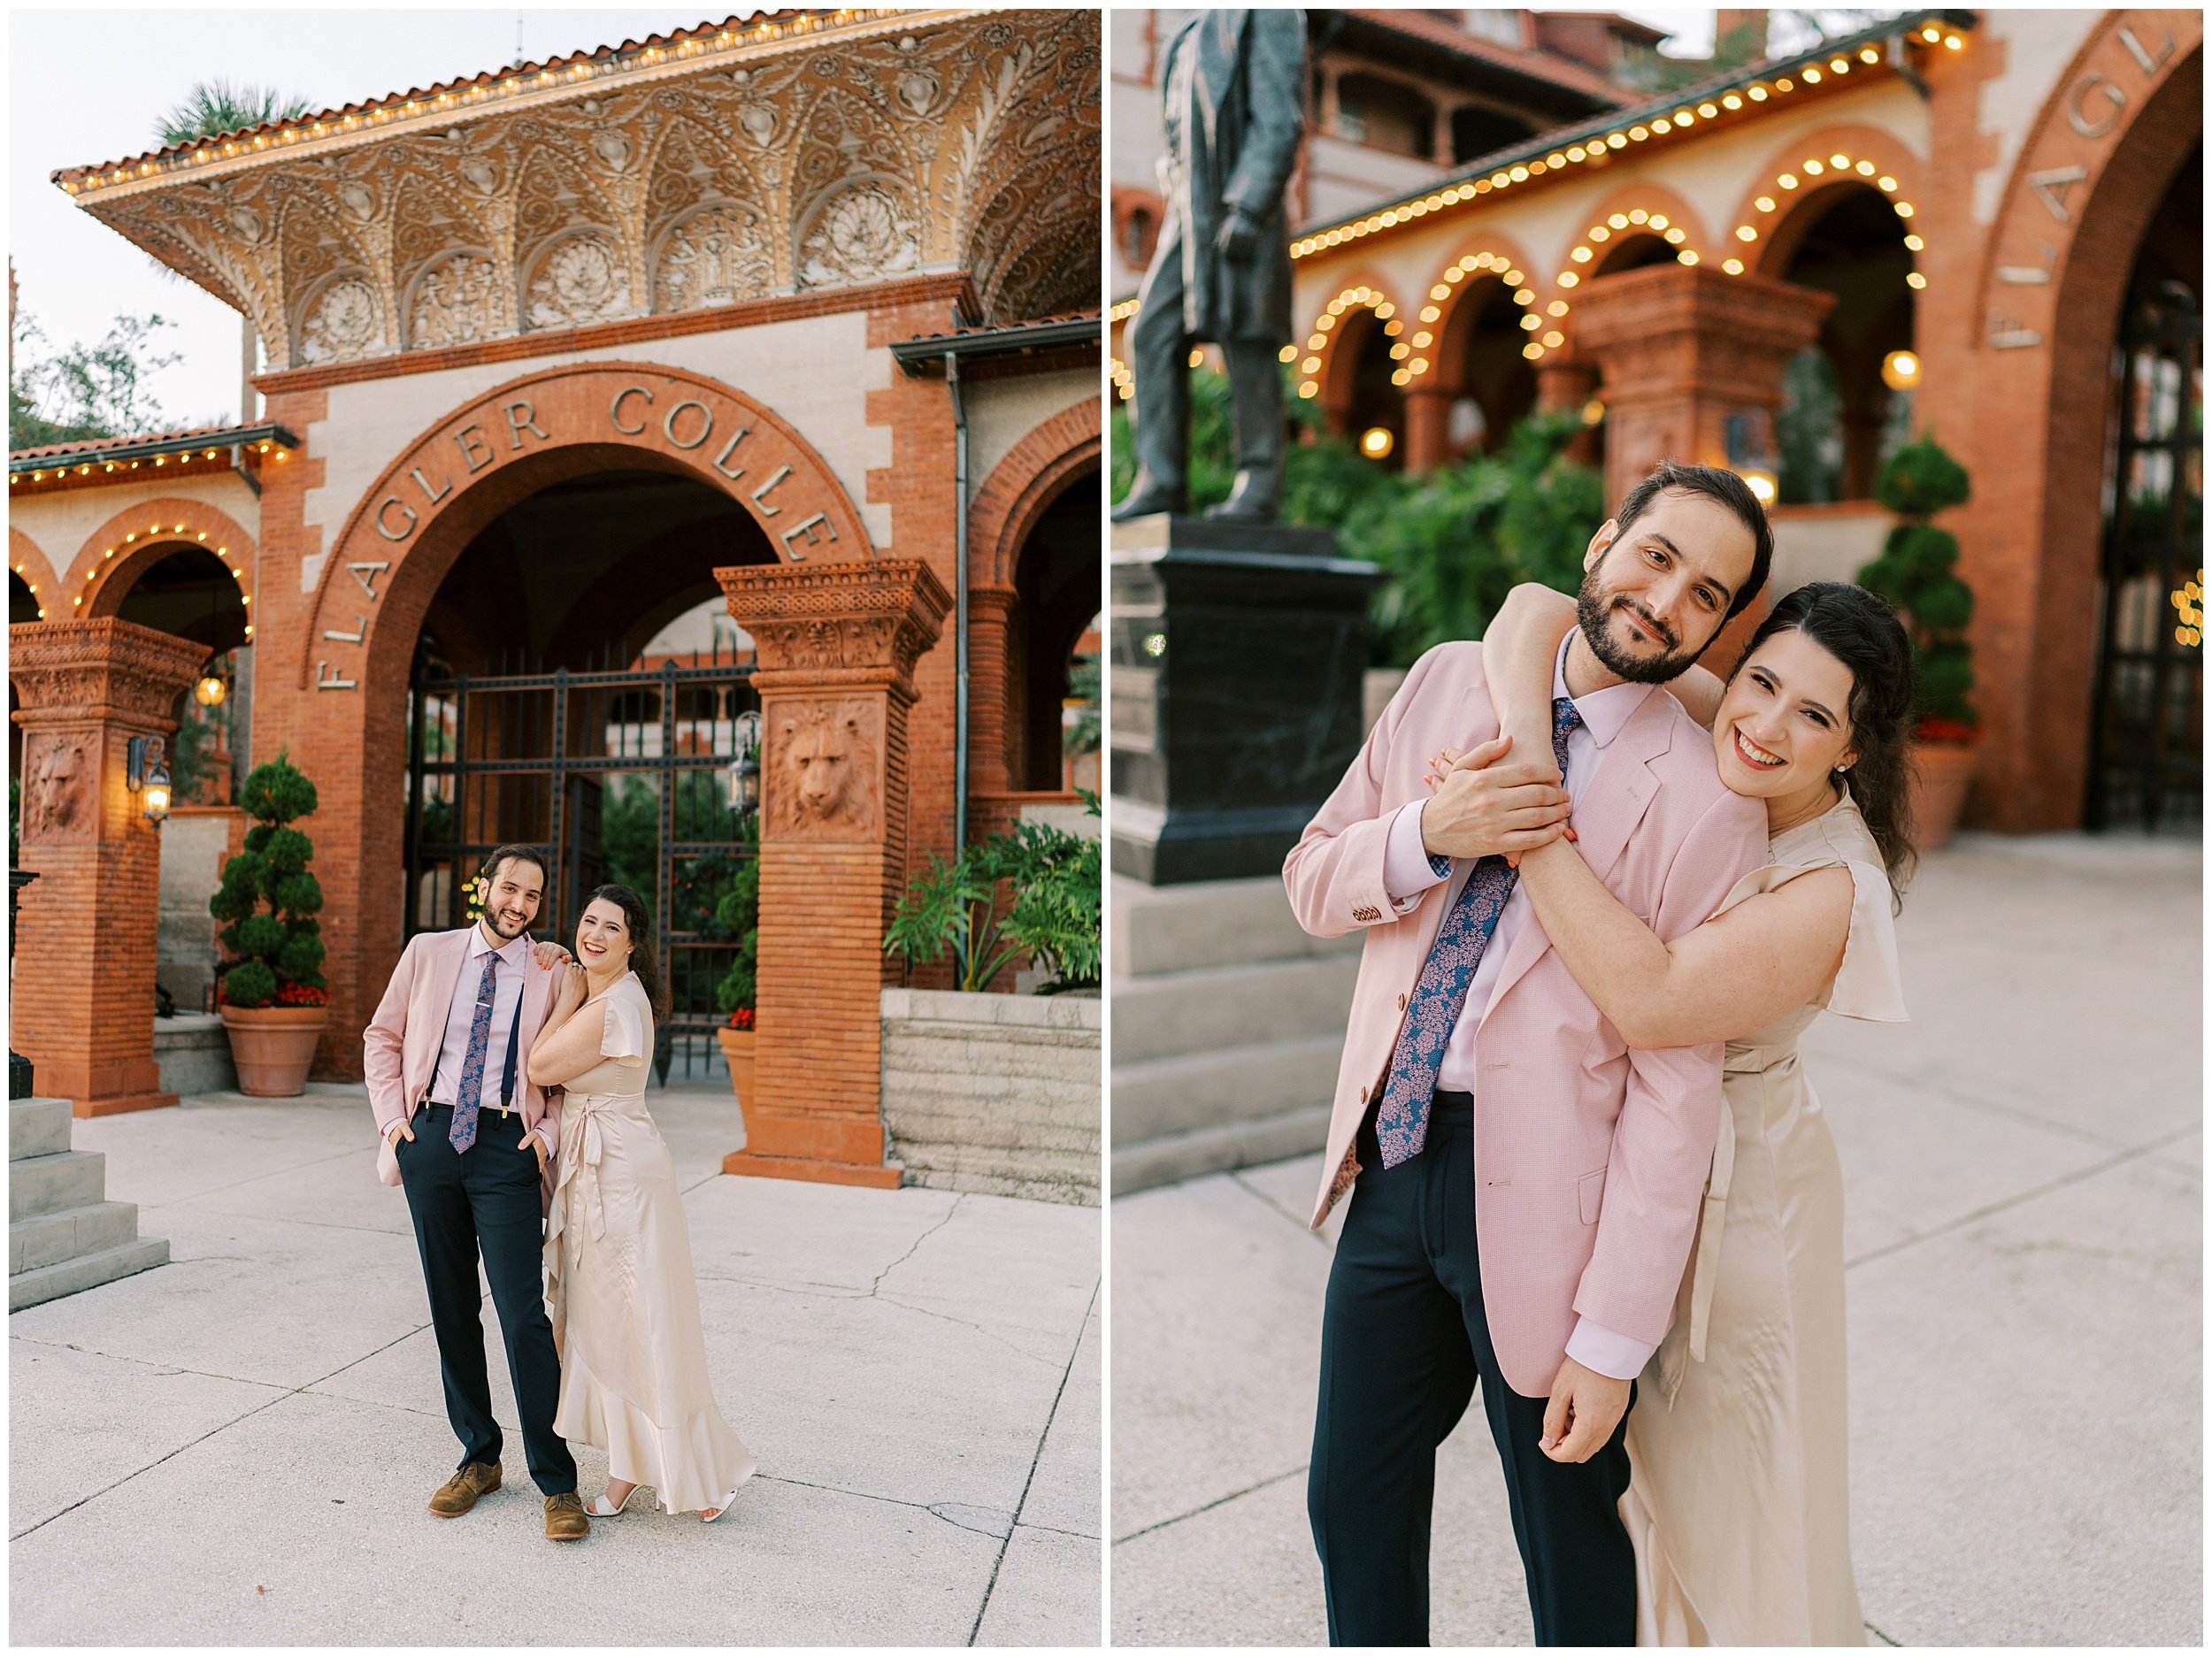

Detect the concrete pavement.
xmin=1110 ymin=832 xmax=2202 ymax=1646
xmin=11 ymin=1083 xmax=1101 ymax=1645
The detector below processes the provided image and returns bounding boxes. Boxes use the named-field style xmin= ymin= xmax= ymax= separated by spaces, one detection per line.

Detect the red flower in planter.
xmin=1916 ymin=716 xmax=1979 ymax=746
xmin=726 ymin=1007 xmax=756 ymax=1031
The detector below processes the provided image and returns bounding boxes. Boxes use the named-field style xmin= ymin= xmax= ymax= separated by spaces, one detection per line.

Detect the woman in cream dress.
xmin=527 ymin=883 xmax=756 ymax=1522
xmin=1455 ymin=579 xmax=1916 ymax=1645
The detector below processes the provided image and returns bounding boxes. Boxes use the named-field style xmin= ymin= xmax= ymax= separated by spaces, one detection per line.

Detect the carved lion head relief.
xmin=772 ymin=701 xmax=880 ymax=840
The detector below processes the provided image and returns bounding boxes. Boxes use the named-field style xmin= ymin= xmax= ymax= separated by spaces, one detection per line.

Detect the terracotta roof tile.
xmin=11 ymin=422 xmax=284 ymax=463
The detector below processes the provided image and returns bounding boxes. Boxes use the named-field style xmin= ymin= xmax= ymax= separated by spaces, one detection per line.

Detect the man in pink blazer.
xmin=364 ymin=845 xmax=586 ymax=1539
xmin=1286 ymin=464 xmax=1776 ymax=1645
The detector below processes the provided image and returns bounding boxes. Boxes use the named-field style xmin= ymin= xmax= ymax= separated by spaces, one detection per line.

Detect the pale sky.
xmin=8 ymin=5 xmax=1723 ymax=437
xmin=8 ymin=7 xmax=770 ymax=433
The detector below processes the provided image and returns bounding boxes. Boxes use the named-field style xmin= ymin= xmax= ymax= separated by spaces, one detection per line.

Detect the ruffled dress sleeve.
xmin=600 ymin=979 xmax=653 ymax=1061
xmin=1708 ymin=814 xmax=1908 ymax=1024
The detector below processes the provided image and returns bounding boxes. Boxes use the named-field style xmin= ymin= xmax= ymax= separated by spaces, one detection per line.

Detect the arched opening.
xmin=1771 ymin=184 xmax=1915 ymax=503
xmin=405 ymin=465 xmax=780 ymax=1076
xmin=1438 ymin=275 xmax=1537 ymax=461
xmin=109 ymin=544 xmax=251 ymax=811
xmin=1006 ymin=469 xmax=1102 ymax=791
xmin=10 ymin=571 xmax=38 ymax=625
xmin=2085 ymin=141 xmax=2202 ymax=831
xmin=1591 ymin=231 xmax=1681 ymax=278
xmin=1325 ymin=306 xmax=1409 ymax=470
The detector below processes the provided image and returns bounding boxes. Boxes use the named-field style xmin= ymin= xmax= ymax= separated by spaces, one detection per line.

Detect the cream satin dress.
xmin=543 ymin=972 xmax=757 ymax=1514
xmin=1619 ymin=792 xmax=1907 ymax=1646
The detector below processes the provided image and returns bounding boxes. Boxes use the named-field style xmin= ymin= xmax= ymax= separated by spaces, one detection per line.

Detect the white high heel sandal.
xmin=702 ymin=1490 xmax=741 ymax=1524
xmin=585 ymin=1484 xmax=639 ymax=1517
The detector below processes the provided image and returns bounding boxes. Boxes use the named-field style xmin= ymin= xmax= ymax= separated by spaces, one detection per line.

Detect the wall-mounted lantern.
xmin=127 ymin=734 xmax=173 ymax=824
xmin=1724 ymin=410 xmax=1780 ymax=505
xmin=727 ymin=710 xmax=763 ymax=816
xmin=195 ymin=671 xmax=227 ymax=708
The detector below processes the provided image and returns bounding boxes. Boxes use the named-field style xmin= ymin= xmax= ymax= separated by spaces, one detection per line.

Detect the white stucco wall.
xmin=9 ymin=470 xmax=262 ymax=591
xmin=1971 ymin=12 xmax=2104 ymax=226
xmin=965 ymin=371 xmax=1097 ymax=496
xmin=297 ymin=309 xmax=895 ymax=590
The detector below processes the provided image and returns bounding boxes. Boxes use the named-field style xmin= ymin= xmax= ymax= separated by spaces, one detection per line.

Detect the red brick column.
xmin=1402 ymin=388 xmax=1453 ymax=473
xmin=1536 ymin=359 xmax=1601 ymax=467
xmin=1570 ymin=264 xmax=1833 ymax=512
xmin=715 ymin=558 xmax=951 ymax=1188
xmin=10 ymin=618 xmax=209 ymax=1116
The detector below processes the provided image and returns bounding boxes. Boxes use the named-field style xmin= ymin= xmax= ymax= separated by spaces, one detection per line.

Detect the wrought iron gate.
xmin=404 ymin=639 xmax=760 ymax=1077
xmin=2085 ymin=280 xmax=2203 ymax=832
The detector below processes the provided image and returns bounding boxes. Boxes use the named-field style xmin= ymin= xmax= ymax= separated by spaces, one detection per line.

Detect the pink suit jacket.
xmin=1284 ymin=640 xmax=1768 ymax=1397
xmin=363 ymin=927 xmax=565 ymax=1197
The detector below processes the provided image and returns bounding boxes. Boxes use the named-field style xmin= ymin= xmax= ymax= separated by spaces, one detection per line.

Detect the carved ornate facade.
xmin=57 ymin=8 xmax=1100 ymax=367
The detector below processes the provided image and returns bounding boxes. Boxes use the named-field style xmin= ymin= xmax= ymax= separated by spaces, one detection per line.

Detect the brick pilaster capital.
xmin=8 ymin=618 xmax=210 ymax=729
xmin=715 ymin=557 xmax=952 ymax=700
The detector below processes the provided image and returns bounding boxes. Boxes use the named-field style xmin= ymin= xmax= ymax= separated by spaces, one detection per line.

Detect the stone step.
xmin=9 ymin=1236 xmax=169 ymax=1313
xmin=9 ymin=1097 xmax=73 ymax=1162
xmin=1110 ymin=873 xmax=1359 ymax=979
xmin=11 ymin=1200 xmax=142 ymax=1276
xmin=1110 ymin=952 xmax=1361 ymax=1066
xmin=1111 ymin=1103 xmax=1334 ymax=1199
xmin=10 ymin=1150 xmax=108 ymax=1223
xmin=1110 ymin=1033 xmax=1345 ymax=1146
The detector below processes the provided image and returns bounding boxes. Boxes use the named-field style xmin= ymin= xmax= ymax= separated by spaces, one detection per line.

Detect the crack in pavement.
xmin=1228 ymin=1168 xmax=1330 ymax=1243
xmin=9 ymin=1318 xmax=433 ymax=1543
xmin=1845 ymin=1120 xmax=2200 ymax=1272
xmin=866 ymin=1194 xmax=966 ymax=1298
xmin=1111 ymin=1463 xmax=1308 ymax=1546
xmin=969 ymin=1277 xmax=1099 ymax=1646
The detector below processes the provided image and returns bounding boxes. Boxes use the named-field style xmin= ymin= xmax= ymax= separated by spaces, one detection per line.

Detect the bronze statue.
xmin=1113 ymin=9 xmax=1306 ymax=524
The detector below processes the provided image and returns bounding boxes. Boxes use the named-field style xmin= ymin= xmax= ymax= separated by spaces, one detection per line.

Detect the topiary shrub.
xmin=210 ymin=750 xmax=327 ymax=1008
xmin=1856 ymin=433 xmax=1977 ymax=740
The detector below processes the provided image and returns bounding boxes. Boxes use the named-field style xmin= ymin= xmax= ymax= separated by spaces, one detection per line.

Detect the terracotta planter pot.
xmin=716 ymin=1027 xmax=757 ymax=1125
xmin=1906 ymin=740 xmax=1979 ymax=852
xmin=218 ymin=1005 xmax=330 ymax=1097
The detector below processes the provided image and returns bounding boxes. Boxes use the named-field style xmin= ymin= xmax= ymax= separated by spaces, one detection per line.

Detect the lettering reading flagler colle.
xmin=326 ymin=379 xmax=841 ymax=690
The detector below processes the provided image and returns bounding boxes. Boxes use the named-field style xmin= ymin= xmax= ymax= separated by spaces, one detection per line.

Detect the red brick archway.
xmin=10 ymin=527 xmax=58 ymax=618
xmin=74 ymin=498 xmax=260 ymax=625
xmin=1936 ymin=12 xmax=2201 ymax=828
xmin=259 ymin=359 xmax=877 ymax=1077
xmin=966 ymin=396 xmax=1100 ymax=805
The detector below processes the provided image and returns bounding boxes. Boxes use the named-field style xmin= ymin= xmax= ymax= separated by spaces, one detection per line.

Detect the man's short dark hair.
xmin=1612 ymin=461 xmax=1774 ymax=622
xmin=480 ymin=844 xmax=549 ymax=889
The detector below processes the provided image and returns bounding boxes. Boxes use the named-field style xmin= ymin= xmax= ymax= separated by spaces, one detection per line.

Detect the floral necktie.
xmin=1373 ymin=695 xmax=1582 ymax=1168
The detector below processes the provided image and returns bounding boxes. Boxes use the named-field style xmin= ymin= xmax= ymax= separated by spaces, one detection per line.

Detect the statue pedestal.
xmin=1110 ymin=516 xmax=1380 ymax=885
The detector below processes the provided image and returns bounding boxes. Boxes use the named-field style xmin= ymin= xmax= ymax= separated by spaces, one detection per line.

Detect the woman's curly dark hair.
xmin=1731 ymin=582 xmax=1919 ymax=906
xmin=581 ymin=883 xmax=668 ymax=1023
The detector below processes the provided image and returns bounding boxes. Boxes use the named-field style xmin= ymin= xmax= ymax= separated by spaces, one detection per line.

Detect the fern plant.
xmin=210 ymin=751 xmax=326 ymax=1008
xmin=884 ymin=794 xmax=1102 ymax=993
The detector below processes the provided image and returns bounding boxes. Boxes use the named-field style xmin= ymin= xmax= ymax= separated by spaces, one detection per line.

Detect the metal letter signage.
xmin=323 ymin=614 xmax=368 ymax=643
xmin=2066 ymin=73 xmax=2125 ymax=139
xmin=376 ymin=497 xmax=418 ymax=540
xmin=315 ymin=660 xmax=358 ymax=691
xmin=2029 ymin=165 xmax=2089 ymax=223
xmin=455 ymin=424 xmax=495 ymax=473
xmin=2116 ymin=26 xmax=2174 ymax=76
xmin=611 ymin=384 xmax=653 ymax=434
xmin=410 ymin=464 xmax=453 ymax=504
xmin=1999 ymin=244 xmax=2058 ymax=285
xmin=710 ymin=424 xmax=751 ymax=480
xmin=664 ymin=399 xmax=714 ymax=450
xmin=780 ymin=512 xmax=836 ymax=558
xmin=750 ymin=464 xmax=792 ymax=517
xmin=503 ymin=399 xmax=551 ymax=448
xmin=348 ymin=561 xmax=389 ymax=599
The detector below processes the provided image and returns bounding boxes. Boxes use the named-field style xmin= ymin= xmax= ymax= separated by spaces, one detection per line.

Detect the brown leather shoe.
xmin=544 ymin=1491 xmax=589 ymax=1541
xmin=428 ymin=1461 xmax=502 ymax=1517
